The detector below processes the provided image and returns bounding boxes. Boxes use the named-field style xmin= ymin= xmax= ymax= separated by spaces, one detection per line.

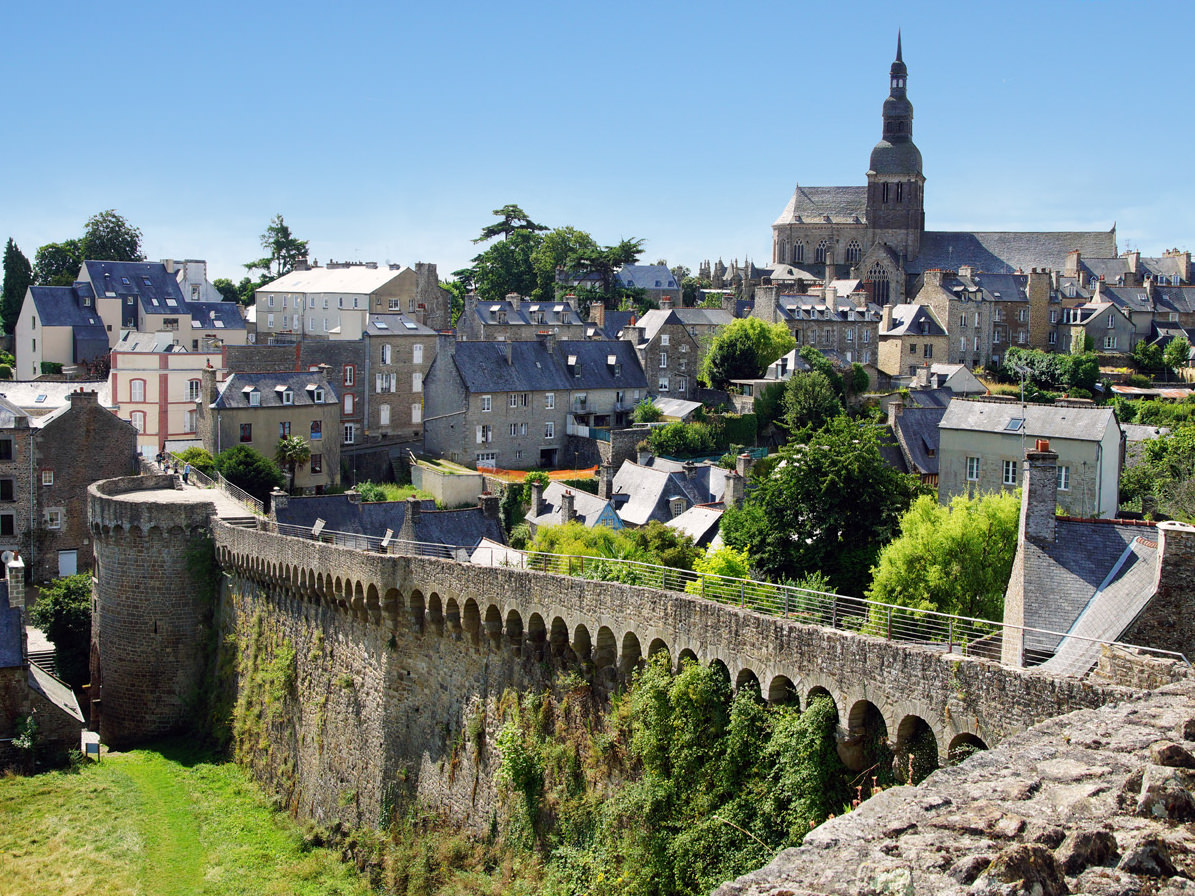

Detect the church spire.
xmin=896 ymin=29 xmax=902 ymax=64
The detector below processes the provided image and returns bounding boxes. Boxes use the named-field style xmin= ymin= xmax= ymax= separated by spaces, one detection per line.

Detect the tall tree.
xmin=473 ymin=204 xmax=549 ymax=244
xmin=212 ymin=278 xmax=241 ymax=303
xmin=459 ymin=228 xmax=542 ymax=302
xmin=245 ymin=214 xmax=309 ymax=280
xmin=700 ymin=318 xmax=794 ymax=390
xmin=33 ymin=239 xmax=84 ymax=286
xmin=1164 ymin=336 xmax=1190 ymax=379
xmin=530 ymin=226 xmax=599 ymax=302
xmin=275 ymin=435 xmax=312 ymax=494
xmin=81 ymin=209 xmax=144 ymax=262
xmin=568 ymin=237 xmax=645 ymax=295
xmin=782 ymin=370 xmax=842 ymax=433
xmin=2 ymin=238 xmax=32 ymax=334
xmin=28 ymin=573 xmax=92 ymax=688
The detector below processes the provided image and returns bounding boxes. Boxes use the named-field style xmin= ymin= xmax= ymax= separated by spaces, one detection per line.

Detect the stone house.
xmin=363 ymin=313 xmax=437 ymax=442
xmin=197 ymin=368 xmax=342 ymax=492
xmin=456 ymin=294 xmax=588 ymax=342
xmin=1063 ymin=300 xmax=1135 ymax=355
xmin=914 ymin=270 xmax=995 ymax=369
xmin=525 ymin=480 xmax=622 ymax=533
xmin=938 ymin=397 xmax=1121 ymax=519
xmin=754 ymin=286 xmax=882 ymax=367
xmin=613 ymin=264 xmax=682 ymax=307
xmin=0 ymin=397 xmax=36 ymax=570
xmin=619 ymin=302 xmax=702 ymax=400
xmin=877 ymin=303 xmax=947 ymax=378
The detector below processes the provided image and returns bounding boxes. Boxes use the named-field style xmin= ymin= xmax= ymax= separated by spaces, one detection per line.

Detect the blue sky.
xmin=2 ymin=1 xmax=1192 ymax=283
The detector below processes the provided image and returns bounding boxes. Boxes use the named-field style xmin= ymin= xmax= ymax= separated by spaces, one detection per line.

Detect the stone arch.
xmin=619 ymin=631 xmax=642 ymax=677
xmin=409 ymin=589 xmax=425 ymax=633
xmin=445 ymin=597 xmax=462 ymax=639
xmin=866 ymin=261 xmax=891 ymax=305
xmin=805 ymin=686 xmax=837 ymax=716
xmin=526 ymin=613 xmax=547 ymax=661
xmin=594 ymin=626 xmax=618 ymax=683
xmin=767 ymin=675 xmax=799 ymax=707
xmin=505 ymin=609 xmax=524 ymax=654
xmin=735 ymin=667 xmax=762 ymax=700
xmin=463 ymin=598 xmax=481 ymax=646
xmin=317 ymin=572 xmax=326 ymax=595
xmin=366 ymin=583 xmax=381 ymax=624
xmin=382 ymin=587 xmax=401 ymax=627
xmin=428 ymin=593 xmax=444 ymax=635
xmin=894 ymin=714 xmax=938 ymax=785
xmin=484 ymin=604 xmax=503 ymax=649
xmin=572 ymin=624 xmax=593 ymax=666
xmin=550 ymin=617 xmax=571 ymax=659
xmin=678 ymin=647 xmax=698 ymax=669
xmin=842 ymin=699 xmax=893 ymax=779
xmin=352 ymin=580 xmax=366 ymax=620
xmin=947 ymin=732 xmax=988 ymax=766
xmin=647 ymin=638 xmax=670 ymax=670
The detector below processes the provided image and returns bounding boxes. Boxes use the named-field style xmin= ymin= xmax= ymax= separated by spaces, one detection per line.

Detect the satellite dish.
xmin=1 ymin=551 xmax=13 ymax=565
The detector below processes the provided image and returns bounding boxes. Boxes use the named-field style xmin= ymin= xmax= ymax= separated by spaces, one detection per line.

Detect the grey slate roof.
xmin=411 ymin=507 xmax=505 ymax=551
xmin=914 ymin=230 xmax=1117 ymax=275
xmin=28 ymin=663 xmax=84 ymax=723
xmin=665 ymin=504 xmax=723 ymax=546
xmin=213 ymin=371 xmax=338 ymax=409
xmin=28 ymin=285 xmax=108 ymax=357
xmin=365 ymin=313 xmax=437 ymax=336
xmin=904 ymin=387 xmax=955 ymax=409
xmin=612 ymin=459 xmax=730 ymax=526
xmin=615 ymin=264 xmax=679 ymax=292
xmin=940 ymin=398 xmax=1116 ymax=443
xmin=597 ymin=310 xmax=635 ymax=340
xmin=774 ymin=186 xmax=868 ymax=225
xmin=891 ymin=406 xmax=946 ymax=476
xmin=558 ymin=340 xmax=649 ymax=390
xmin=527 ymin=482 xmax=616 ymax=529
xmin=882 ymin=303 xmax=946 ymax=337
xmin=451 ymin=340 xmax=574 ymax=394
xmin=274 ymin=494 xmax=421 ymax=536
xmin=777 ymin=294 xmax=882 ymax=323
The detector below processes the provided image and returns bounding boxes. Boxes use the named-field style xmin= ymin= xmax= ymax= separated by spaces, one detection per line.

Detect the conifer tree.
xmin=1 ymin=238 xmax=32 ymax=335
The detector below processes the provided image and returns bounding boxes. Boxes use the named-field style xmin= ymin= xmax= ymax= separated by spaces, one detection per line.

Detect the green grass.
xmin=0 ymin=741 xmax=371 ymax=896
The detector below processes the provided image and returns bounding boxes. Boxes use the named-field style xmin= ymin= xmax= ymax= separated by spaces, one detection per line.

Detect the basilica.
xmin=771 ymin=35 xmax=1116 ymax=305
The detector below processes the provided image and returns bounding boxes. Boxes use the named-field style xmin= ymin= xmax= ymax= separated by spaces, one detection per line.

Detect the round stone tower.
xmin=88 ymin=475 xmax=219 ymax=747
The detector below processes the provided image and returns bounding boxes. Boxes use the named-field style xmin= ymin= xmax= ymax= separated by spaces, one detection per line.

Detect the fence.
xmin=165 ymin=452 xmax=264 ymax=516
xmin=248 ymin=523 xmax=1190 ymax=679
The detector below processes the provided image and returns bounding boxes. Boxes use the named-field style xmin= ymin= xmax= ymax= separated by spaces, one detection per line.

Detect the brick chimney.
xmin=598 ymin=463 xmax=612 ymax=500
xmin=590 ymin=301 xmax=606 ymax=329
xmin=479 ymin=492 xmax=500 ymax=521
xmin=529 ymin=479 xmax=545 ymax=517
xmin=735 ymin=452 xmax=754 ymax=480
xmin=724 ymin=470 xmax=744 ymax=508
xmin=881 ymin=303 xmax=893 ymax=333
xmin=1021 ymin=442 xmax=1058 ymax=543
xmin=660 ymin=296 xmax=673 ymax=311
xmin=887 ymin=398 xmax=904 ymax=426
xmin=560 ymin=489 xmax=575 ymax=523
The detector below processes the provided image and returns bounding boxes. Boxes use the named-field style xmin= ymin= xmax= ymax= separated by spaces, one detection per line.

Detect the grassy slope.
xmin=0 ymin=743 xmax=371 ymax=896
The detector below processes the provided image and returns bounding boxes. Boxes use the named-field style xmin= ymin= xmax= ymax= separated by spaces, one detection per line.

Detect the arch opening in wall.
xmin=463 ymin=598 xmax=481 ymax=646
xmin=594 ymin=626 xmax=617 ymax=675
xmin=505 ymin=609 xmax=524 ymax=655
xmin=708 ymin=658 xmax=731 ymax=690
xmin=867 ymin=262 xmax=891 ymax=305
xmin=619 ymin=631 xmax=642 ymax=678
xmin=894 ymin=715 xmax=938 ymax=784
xmin=366 ymin=583 xmax=381 ymax=624
xmin=445 ymin=597 xmax=462 ymax=639
xmin=842 ymin=699 xmax=893 ymax=782
xmin=647 ymin=638 xmax=670 ymax=672
xmin=550 ymin=617 xmax=572 ymax=661
xmin=947 ymin=732 xmax=988 ymax=766
xmin=526 ymin=613 xmax=547 ymax=661
xmin=735 ymin=668 xmax=762 ymax=701
xmin=409 ymin=589 xmax=426 ymax=633
xmin=573 ymin=624 xmax=592 ymax=665
xmin=428 ymin=593 xmax=444 ymax=635
xmin=767 ymin=675 xmax=799 ymax=708
xmin=678 ymin=647 xmax=698 ymax=669
xmin=352 ymin=581 xmax=366 ymax=620
xmin=382 ymin=587 xmax=401 ymax=627
xmin=484 ymin=604 xmax=503 ymax=649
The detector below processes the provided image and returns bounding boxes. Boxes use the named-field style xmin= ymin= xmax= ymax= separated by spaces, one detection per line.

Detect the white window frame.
xmin=344 ymin=423 xmax=357 ymax=445
xmin=1057 ymin=465 xmax=1070 ymax=491
xmin=481 ymin=394 xmax=492 ymax=412
xmin=1002 ymin=459 xmax=1017 ymax=486
xmin=187 ymin=379 xmax=201 ymax=402
xmin=966 ymin=456 xmax=980 ymax=482
xmin=130 ymin=379 xmax=146 ymax=402
xmin=544 ymin=421 xmax=555 ymax=440
xmin=411 ymin=403 xmax=422 ymax=424
xmin=41 ymin=470 xmax=53 ymax=486
xmin=46 ymin=509 xmax=63 ymax=530
xmin=545 ymin=393 xmax=555 ymax=410
xmin=413 ymin=344 xmax=423 ymax=364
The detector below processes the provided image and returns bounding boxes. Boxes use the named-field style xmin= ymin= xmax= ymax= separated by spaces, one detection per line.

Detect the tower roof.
xmin=869 ymin=31 xmax=921 ymax=177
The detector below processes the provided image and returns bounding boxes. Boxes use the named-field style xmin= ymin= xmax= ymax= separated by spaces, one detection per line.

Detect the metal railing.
xmin=241 ymin=522 xmax=1191 ymax=679
xmin=164 ymin=452 xmax=264 ymax=516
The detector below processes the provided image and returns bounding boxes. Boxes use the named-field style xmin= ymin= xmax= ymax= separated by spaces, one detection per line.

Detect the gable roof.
xmin=890 ymin=405 xmax=946 ymax=475
xmin=665 ymin=504 xmax=723 ymax=546
xmin=28 ymin=285 xmax=105 ymax=329
xmin=774 ymin=185 xmax=867 ymax=226
xmin=212 ymin=371 xmax=338 ymax=409
xmin=882 ymin=303 xmax=946 ymax=337
xmin=612 ymin=459 xmax=729 ymax=526
xmin=527 ymin=481 xmax=619 ymax=529
xmin=451 ymin=340 xmax=576 ymax=394
xmin=914 ymin=229 xmax=1117 ymax=276
xmin=410 ymin=507 xmax=506 ymax=552
xmin=615 ymin=264 xmax=679 ymax=292
xmin=940 ymin=398 xmax=1116 ymax=443
xmin=256 ymin=266 xmax=409 ymax=295
xmin=274 ymin=493 xmax=423 ymax=538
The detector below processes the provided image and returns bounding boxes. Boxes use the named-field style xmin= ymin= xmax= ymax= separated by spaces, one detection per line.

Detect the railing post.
xmin=831 ymin=599 xmax=837 ymax=630
xmin=783 ymin=588 xmax=789 ymax=618
xmin=886 ymin=606 xmax=892 ymax=640
xmin=739 ymin=580 xmax=744 ymax=607
xmin=948 ymin=618 xmax=954 ymax=654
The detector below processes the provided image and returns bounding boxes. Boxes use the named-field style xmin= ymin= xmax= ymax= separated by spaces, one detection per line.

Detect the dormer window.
xmin=313 ymin=388 xmax=325 ymax=403
xmin=248 ymin=390 xmax=261 ymax=407
xmin=282 ymin=390 xmax=293 ymax=405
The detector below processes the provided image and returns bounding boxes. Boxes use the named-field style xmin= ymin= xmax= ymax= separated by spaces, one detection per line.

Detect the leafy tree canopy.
xmin=82 ymin=209 xmax=144 ymax=262
xmin=245 ymin=214 xmax=309 ymax=279
xmin=1164 ymin=336 xmax=1191 ymax=376
xmin=1121 ymin=421 xmax=1195 ymax=521
xmin=867 ymin=491 xmax=1020 ymax=620
xmin=214 ymin=445 xmax=285 ymax=504
xmin=1000 ymin=346 xmax=1099 ymax=394
xmin=720 ymin=417 xmax=925 ymax=595
xmin=176 ymin=446 xmax=216 ymax=476
xmin=33 ymin=239 xmax=84 ymax=286
xmin=2 ymin=238 xmax=32 ymax=334
xmin=700 ymin=318 xmax=795 ymax=390
xmin=632 ymin=397 xmax=663 ymax=424
xmin=528 ymin=519 xmax=700 ymax=571
xmin=29 ymin=573 xmax=93 ymax=688
xmin=782 ymin=370 xmax=842 ymax=434
xmin=473 ymin=204 xmax=548 ymax=244
xmin=212 ymin=278 xmax=241 ymax=303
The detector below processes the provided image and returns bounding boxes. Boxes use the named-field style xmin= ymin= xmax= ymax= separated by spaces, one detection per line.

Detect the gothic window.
xmin=895 ymin=182 xmax=904 ymax=202
xmin=845 ymin=241 xmax=862 ymax=264
xmin=777 ymin=239 xmax=787 ymax=263
xmin=867 ymin=263 xmax=891 ymax=305
xmin=794 ymin=242 xmax=804 ymax=264
xmin=815 ymin=240 xmax=829 ymax=264
xmin=882 ymin=183 xmax=890 ymax=203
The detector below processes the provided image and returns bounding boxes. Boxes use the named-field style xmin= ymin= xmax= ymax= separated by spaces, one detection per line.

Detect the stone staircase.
xmin=221 ymin=516 xmax=259 ymax=530
xmin=27 ymin=649 xmax=56 ymax=674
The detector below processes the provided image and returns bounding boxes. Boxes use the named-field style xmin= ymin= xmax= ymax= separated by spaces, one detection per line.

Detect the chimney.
xmin=598 ymin=463 xmax=612 ymax=500
xmin=888 ymin=398 xmax=904 ymax=426
xmin=922 ymin=269 xmax=946 ymax=289
xmin=406 ymin=495 xmax=422 ymax=526
xmin=735 ymin=452 xmax=754 ymax=480
xmin=69 ymin=389 xmax=99 ymax=408
xmin=682 ymin=461 xmax=696 ymax=480
xmin=345 ymin=489 xmax=360 ymax=504
xmin=590 ymin=301 xmax=606 ymax=329
xmin=561 ymin=489 xmax=576 ymax=523
xmin=506 ymin=340 xmax=514 ymax=365
xmin=269 ymin=488 xmax=288 ymax=516
xmin=479 ymin=492 xmax=500 ymax=521
xmin=660 ymin=296 xmax=673 ymax=311
xmin=202 ymin=365 xmax=219 ymax=406
xmin=915 ymin=364 xmax=931 ymax=388
xmin=724 ymin=470 xmax=745 ymax=508
xmin=530 ymin=479 xmax=545 ymax=517
xmin=881 ymin=303 xmax=893 ymax=333
xmin=754 ymin=285 xmax=778 ymax=322
xmin=1020 ymin=443 xmax=1058 ymax=543
xmin=6 ymin=552 xmax=25 ymax=664
xmin=1065 ymin=249 xmax=1081 ymax=277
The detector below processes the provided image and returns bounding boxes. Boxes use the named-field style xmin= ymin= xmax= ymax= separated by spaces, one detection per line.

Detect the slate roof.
xmin=776 ymin=294 xmax=882 ymax=323
xmin=527 ymin=481 xmax=617 ymax=529
xmin=612 ymin=459 xmax=730 ymax=526
xmin=558 ymin=340 xmax=648 ymax=390
xmin=595 ymin=310 xmax=635 ymax=340
xmin=890 ymin=406 xmax=946 ymax=476
xmin=940 ymin=398 xmax=1116 ymax=443
xmin=615 ymin=264 xmax=679 ymax=292
xmin=774 ymin=186 xmax=868 ymax=225
xmin=29 ymin=663 xmax=84 ymax=723
xmin=450 ymin=340 xmax=574 ymax=394
xmin=212 ymin=371 xmax=338 ymax=409
xmin=365 ymin=313 xmax=437 ymax=336
xmin=913 ymin=230 xmax=1117 ymax=275
xmin=0 ymin=381 xmax=113 ymax=413
xmin=876 ymin=426 xmax=909 ymax=475
xmin=188 ymin=301 xmax=246 ymax=331
xmin=903 ymin=387 xmax=955 ymax=409
xmin=664 ymin=504 xmax=723 ymax=546
xmin=882 ymin=303 xmax=946 ymax=336
xmin=274 ymin=494 xmax=422 ymax=536
xmin=410 ymin=507 xmax=505 ymax=551
xmin=256 ymin=266 xmax=409 ymax=295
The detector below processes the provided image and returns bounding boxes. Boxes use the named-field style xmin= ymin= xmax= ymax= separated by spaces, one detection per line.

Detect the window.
xmin=1019 ymin=308 xmax=1028 ymax=322
xmin=376 ymin=372 xmax=396 ymax=393
xmin=313 ymin=388 xmax=325 ymax=403
xmin=895 ymin=182 xmax=904 ymax=202
xmin=1002 ymin=460 xmax=1018 ymax=486
xmin=966 ymin=456 xmax=980 ymax=482
xmin=1049 ymin=332 xmax=1058 ymax=345
xmin=1057 ymin=465 xmax=1070 ymax=491
xmin=162 ymin=317 xmax=179 ymax=331
xmin=310 ymin=453 xmax=322 ymax=474
xmin=0 ymin=480 xmax=12 ymax=501
xmin=1107 ymin=314 xmax=1115 ymax=329
xmin=477 ymin=424 xmax=493 ymax=444
xmin=1103 ymin=335 xmax=1118 ymax=350
xmin=41 ymin=470 xmax=53 ymax=486
xmin=677 ymin=376 xmax=688 ymax=393
xmin=131 ymin=411 xmax=146 ymax=433
xmin=519 ymin=422 xmax=527 ymax=435
xmin=661 ymin=334 xmax=670 ymax=347
xmin=344 ymin=393 xmax=354 ymax=414
xmin=413 ymin=344 xmax=423 ymax=364
xmin=279 ymin=421 xmax=291 ymax=438
xmin=281 ymin=389 xmax=293 ymax=405
xmin=670 ymin=497 xmax=686 ymax=518
xmin=130 ymin=379 xmax=146 ymax=402
xmin=545 ymin=393 xmax=555 ymax=409
xmin=544 ymin=421 xmax=555 ymax=439
xmin=344 ymin=365 xmax=355 ymax=386
xmin=909 ymin=343 xmax=917 ymax=354
xmin=46 ymin=509 xmax=62 ymax=530
xmin=185 ymin=409 xmax=197 ymax=432
xmin=959 ymin=315 xmax=967 ymax=328
xmin=815 ymin=239 xmax=829 ymax=263
xmin=658 ymin=376 xmax=670 ymax=392
xmin=924 ymin=344 xmax=933 ymax=359
xmin=267 ymin=313 xmax=275 ymax=328
xmin=344 ymin=424 xmax=357 ymax=444
xmin=379 ymin=405 xmax=391 ymax=426
xmin=509 ymin=423 xmax=518 ymax=436
xmin=0 ymin=440 xmax=12 ymax=460
xmin=659 ymin=352 xmax=668 ymax=368
xmin=240 ymin=422 xmax=252 ymax=442
xmin=412 ymin=372 xmax=422 ymax=393
xmin=411 ymin=403 xmax=422 ymax=424
xmin=310 ymin=420 xmax=322 ymax=440
xmin=381 ymin=344 xmax=391 ymax=364
xmin=0 ymin=514 xmax=12 ymax=537
xmin=846 ymin=240 xmax=861 ymax=264
xmin=973 ymin=336 xmax=980 ymax=351
xmin=477 ymin=451 xmax=497 ymax=466
xmin=993 ymin=331 xmax=1002 ymax=345
xmin=509 ymin=393 xmax=518 ymax=408
xmin=846 ymin=328 xmax=855 ymax=342
xmin=187 ymin=379 xmax=201 ymax=401
xmin=481 ymin=395 xmax=492 ymax=412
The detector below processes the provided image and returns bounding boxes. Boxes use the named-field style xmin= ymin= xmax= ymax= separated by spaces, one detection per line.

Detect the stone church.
xmin=771 ymin=35 xmax=1116 ymax=305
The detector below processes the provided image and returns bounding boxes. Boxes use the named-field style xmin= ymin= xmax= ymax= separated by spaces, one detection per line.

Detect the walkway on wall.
xmin=130 ymin=479 xmax=259 ymax=527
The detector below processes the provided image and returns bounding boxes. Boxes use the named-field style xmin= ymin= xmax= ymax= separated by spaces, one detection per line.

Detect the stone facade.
xmin=0 ymin=415 xmax=34 ymax=569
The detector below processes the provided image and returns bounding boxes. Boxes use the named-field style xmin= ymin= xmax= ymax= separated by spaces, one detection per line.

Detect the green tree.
xmin=81 ymin=209 xmax=144 ymax=262
xmin=1121 ymin=421 xmax=1195 ymax=521
xmin=456 ymin=228 xmax=542 ymax=302
xmin=176 ymin=446 xmax=216 ymax=476
xmin=472 ymin=204 xmax=548 ymax=244
xmin=1164 ymin=336 xmax=1190 ymax=378
xmin=274 ymin=435 xmax=312 ymax=494
xmin=1132 ymin=339 xmax=1165 ymax=374
xmin=28 ymin=573 xmax=93 ymax=688
xmin=245 ymin=214 xmax=309 ymax=279
xmin=867 ymin=491 xmax=1020 ymax=620
xmin=214 ymin=445 xmax=285 ymax=505
xmin=700 ymin=318 xmax=795 ymax=390
xmin=2 ymin=238 xmax=32 ymax=334
xmin=212 ymin=278 xmax=240 ymax=303
xmin=33 ymin=239 xmax=84 ymax=286
xmin=568 ymin=237 xmax=645 ymax=296
xmin=632 ymin=397 xmax=663 ymax=424
xmin=720 ymin=417 xmax=924 ymax=595
xmin=530 ymin=226 xmax=599 ymax=302
xmin=782 ymin=370 xmax=842 ymax=433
